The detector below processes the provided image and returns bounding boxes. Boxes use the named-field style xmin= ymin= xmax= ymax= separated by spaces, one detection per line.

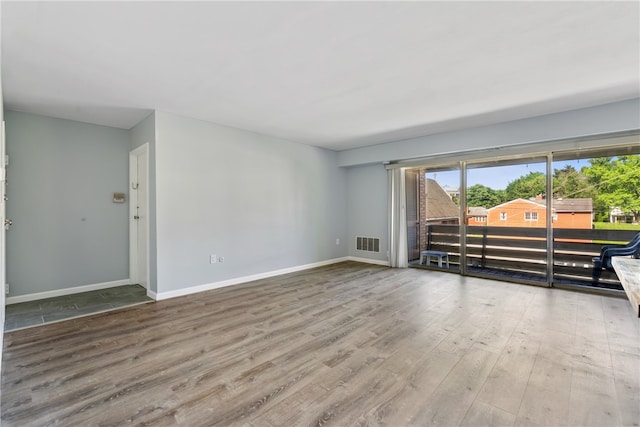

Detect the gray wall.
xmin=339 ymin=98 xmax=640 ymax=167
xmin=5 ymin=111 xmax=131 ymax=296
xmin=347 ymin=164 xmax=388 ymax=263
xmin=154 ymin=111 xmax=348 ymax=294
xmin=130 ymin=112 xmax=158 ymax=293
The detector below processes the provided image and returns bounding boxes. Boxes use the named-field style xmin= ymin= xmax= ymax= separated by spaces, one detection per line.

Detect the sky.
xmin=427 ymin=160 xmax=585 ymax=190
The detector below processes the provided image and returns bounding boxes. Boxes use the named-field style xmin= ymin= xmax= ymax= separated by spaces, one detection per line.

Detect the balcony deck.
xmin=409 ymin=225 xmax=638 ymax=293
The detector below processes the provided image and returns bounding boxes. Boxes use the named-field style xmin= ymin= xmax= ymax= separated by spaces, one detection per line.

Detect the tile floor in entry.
xmin=4 ymin=284 xmax=153 ymax=331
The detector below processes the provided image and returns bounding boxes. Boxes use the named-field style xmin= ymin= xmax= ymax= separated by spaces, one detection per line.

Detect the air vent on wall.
xmin=356 ymin=236 xmax=380 ymax=253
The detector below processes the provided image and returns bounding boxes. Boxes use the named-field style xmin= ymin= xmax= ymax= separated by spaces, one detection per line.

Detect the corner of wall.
xmin=152 ymin=112 xmax=349 ymax=295
xmin=346 ymin=163 xmax=389 ymax=264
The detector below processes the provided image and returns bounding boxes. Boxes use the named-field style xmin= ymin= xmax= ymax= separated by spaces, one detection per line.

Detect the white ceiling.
xmin=2 ymin=1 xmax=639 ymax=151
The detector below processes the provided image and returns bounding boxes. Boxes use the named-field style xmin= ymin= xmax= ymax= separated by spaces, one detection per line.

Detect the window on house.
xmin=500 ymin=212 xmax=507 ymax=220
xmin=525 ymin=212 xmax=538 ymax=221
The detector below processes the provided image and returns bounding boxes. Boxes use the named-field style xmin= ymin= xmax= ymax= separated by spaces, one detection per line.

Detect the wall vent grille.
xmin=356 ymin=237 xmax=380 ymax=253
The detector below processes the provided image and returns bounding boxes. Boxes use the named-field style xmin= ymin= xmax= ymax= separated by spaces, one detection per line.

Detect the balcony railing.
xmin=418 ymin=224 xmax=638 ymax=290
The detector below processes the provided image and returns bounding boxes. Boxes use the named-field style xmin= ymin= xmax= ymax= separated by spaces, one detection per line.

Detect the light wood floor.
xmin=2 ymin=261 xmax=639 ymax=426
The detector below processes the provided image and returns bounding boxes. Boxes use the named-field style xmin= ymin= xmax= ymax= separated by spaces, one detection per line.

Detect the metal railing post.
xmin=460 ymin=161 xmax=467 ymax=275
xmin=546 ymin=153 xmax=554 ymax=287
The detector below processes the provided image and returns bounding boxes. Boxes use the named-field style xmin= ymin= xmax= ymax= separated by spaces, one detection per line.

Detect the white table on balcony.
xmin=612 ymin=257 xmax=640 ymax=318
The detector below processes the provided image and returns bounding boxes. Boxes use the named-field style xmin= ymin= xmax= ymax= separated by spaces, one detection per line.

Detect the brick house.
xmin=467 ymin=207 xmax=488 ymax=225
xmin=553 ymin=198 xmax=594 ymax=228
xmin=487 ymin=197 xmax=593 ymax=228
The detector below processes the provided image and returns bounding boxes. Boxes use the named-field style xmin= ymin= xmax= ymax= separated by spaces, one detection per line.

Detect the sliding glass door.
xmin=406 ymin=166 xmax=461 ymax=270
xmin=552 ymin=149 xmax=640 ymax=289
xmin=403 ymin=138 xmax=639 ymax=292
xmin=465 ymin=158 xmax=549 ymax=284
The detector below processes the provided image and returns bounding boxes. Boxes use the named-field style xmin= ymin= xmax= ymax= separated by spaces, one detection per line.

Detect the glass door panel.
xmin=407 ymin=166 xmax=461 ymax=271
xmin=552 ymin=149 xmax=640 ymax=290
xmin=466 ymin=158 xmax=548 ymax=284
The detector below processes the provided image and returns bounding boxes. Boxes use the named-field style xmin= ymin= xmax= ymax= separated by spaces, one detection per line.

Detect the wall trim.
xmin=347 ymin=256 xmax=390 ymax=266
xmin=5 ymin=257 xmax=389 ymax=305
xmin=6 ymin=279 xmax=131 ymax=305
xmin=154 ymin=257 xmax=350 ymax=301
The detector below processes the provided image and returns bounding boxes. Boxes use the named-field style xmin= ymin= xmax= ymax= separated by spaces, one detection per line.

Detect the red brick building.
xmin=487 ymin=197 xmax=593 ymax=228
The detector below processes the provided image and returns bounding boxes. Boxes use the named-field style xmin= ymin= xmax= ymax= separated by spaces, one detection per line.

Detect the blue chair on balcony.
xmin=592 ymin=233 xmax=640 ymax=283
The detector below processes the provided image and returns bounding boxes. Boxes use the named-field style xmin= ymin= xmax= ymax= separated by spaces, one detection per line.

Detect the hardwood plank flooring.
xmin=2 ymin=261 xmax=639 ymax=426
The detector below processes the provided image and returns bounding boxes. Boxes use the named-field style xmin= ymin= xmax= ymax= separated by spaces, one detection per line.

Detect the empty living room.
xmin=0 ymin=1 xmax=639 ymax=426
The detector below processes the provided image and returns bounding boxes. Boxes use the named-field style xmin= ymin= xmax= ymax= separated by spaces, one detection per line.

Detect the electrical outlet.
xmin=210 ymin=254 xmax=217 ymax=264
xmin=5 ymin=283 xmax=9 ymax=295
xmin=336 ymin=238 xmax=340 ymax=245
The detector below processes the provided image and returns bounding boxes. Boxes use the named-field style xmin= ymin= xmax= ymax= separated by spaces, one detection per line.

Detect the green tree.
xmin=466 ymin=184 xmax=506 ymax=208
xmin=552 ymin=165 xmax=595 ymax=199
xmin=582 ymin=155 xmax=640 ymax=222
xmin=505 ymin=171 xmax=546 ymax=200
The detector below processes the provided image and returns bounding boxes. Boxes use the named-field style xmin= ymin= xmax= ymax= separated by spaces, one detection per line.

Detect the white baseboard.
xmin=154 ymin=257 xmax=350 ymax=301
xmin=6 ymin=279 xmax=132 ymax=305
xmin=347 ymin=256 xmax=390 ymax=266
xmin=5 ymin=258 xmax=389 ymax=305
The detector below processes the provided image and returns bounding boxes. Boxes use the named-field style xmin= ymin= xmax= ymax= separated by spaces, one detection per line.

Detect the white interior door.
xmin=129 ymin=144 xmax=149 ymax=290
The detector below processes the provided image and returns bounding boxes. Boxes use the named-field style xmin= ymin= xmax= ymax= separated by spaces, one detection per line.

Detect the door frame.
xmin=1 ymin=121 xmax=6 ymax=344
xmin=129 ymin=143 xmax=149 ymax=290
xmin=405 ymin=169 xmax=420 ymax=260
